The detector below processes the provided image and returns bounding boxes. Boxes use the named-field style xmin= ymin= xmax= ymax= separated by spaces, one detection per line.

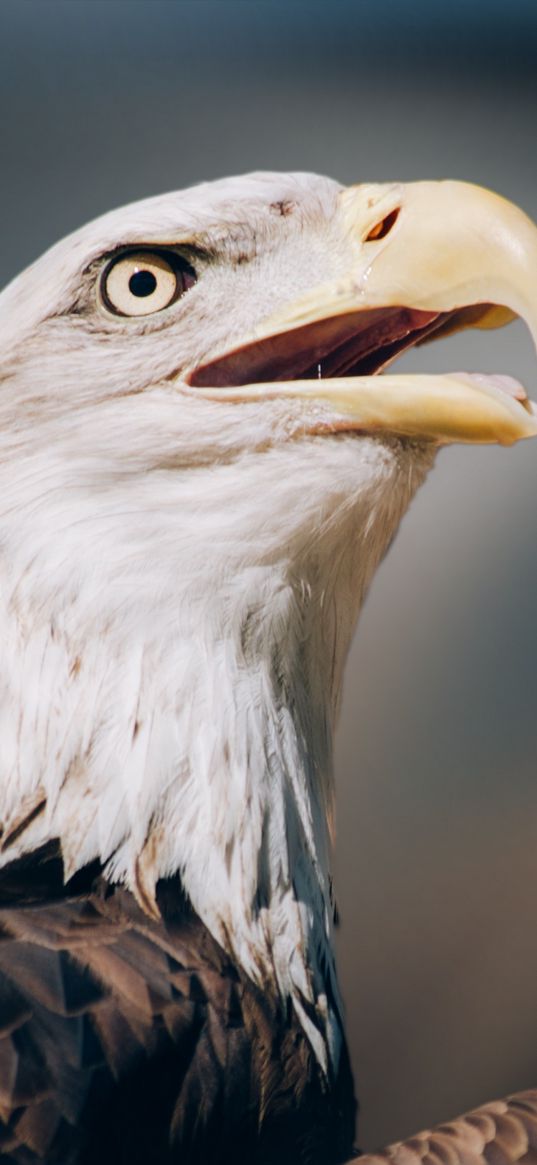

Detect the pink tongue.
xmin=456 ymin=372 xmax=529 ymax=403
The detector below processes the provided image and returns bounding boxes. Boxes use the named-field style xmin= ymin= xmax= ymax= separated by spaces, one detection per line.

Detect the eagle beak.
xmin=190 ymin=181 xmax=537 ymax=446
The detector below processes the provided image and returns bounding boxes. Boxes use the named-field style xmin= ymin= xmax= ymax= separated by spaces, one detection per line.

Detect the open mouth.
xmin=189 ymin=303 xmax=523 ymax=389
xmin=187 ymin=302 xmax=536 ymax=446
xmin=189 ymin=306 xmax=442 ymax=387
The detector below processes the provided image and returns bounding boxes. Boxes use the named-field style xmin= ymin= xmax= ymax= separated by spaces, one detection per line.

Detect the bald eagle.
xmin=0 ymin=172 xmax=535 ymax=1165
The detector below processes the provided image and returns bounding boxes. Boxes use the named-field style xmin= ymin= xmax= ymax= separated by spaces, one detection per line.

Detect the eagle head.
xmin=0 ymin=171 xmax=535 ymax=1068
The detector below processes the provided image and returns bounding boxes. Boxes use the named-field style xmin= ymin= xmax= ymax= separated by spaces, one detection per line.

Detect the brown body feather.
xmin=0 ymin=846 xmax=355 ymax=1164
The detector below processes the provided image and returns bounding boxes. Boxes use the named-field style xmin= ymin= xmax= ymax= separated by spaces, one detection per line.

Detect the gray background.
xmin=1 ymin=0 xmax=536 ymax=1151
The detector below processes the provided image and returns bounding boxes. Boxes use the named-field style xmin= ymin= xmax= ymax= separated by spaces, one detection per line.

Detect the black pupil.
xmin=129 ymin=269 xmax=158 ymax=297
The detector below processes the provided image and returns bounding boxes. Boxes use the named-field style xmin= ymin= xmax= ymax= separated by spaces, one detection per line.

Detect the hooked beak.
xmin=189 ymin=180 xmax=537 ymax=446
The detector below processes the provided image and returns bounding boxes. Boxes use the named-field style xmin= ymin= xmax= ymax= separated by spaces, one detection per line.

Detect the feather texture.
xmin=357 ymin=1091 xmax=537 ymax=1165
xmin=0 ymin=846 xmax=355 ymax=1164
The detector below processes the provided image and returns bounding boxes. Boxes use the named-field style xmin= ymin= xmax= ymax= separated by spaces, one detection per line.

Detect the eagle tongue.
xmin=453 ymin=372 xmax=532 ymax=410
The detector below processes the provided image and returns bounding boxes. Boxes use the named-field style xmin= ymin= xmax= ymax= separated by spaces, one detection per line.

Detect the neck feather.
xmin=0 ymin=430 xmax=434 ymax=1069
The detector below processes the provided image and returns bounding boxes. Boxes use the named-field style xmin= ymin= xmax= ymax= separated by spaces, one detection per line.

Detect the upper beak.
xmin=190 ymin=180 xmax=537 ymax=446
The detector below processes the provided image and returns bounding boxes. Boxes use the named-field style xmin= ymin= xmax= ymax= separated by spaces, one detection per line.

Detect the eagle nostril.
xmin=364 ymin=207 xmax=401 ymax=242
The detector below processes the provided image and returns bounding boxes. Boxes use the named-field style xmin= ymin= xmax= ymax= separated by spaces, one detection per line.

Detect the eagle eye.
xmin=100 ymin=250 xmax=196 ymax=317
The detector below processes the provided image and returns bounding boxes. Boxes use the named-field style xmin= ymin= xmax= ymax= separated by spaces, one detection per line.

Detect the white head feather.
xmin=0 ymin=172 xmax=435 ymax=1070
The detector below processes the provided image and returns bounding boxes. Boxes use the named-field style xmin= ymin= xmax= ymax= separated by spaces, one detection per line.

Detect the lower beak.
xmin=197 ymin=373 xmax=537 ymax=447
xmin=191 ymin=181 xmax=537 ymax=446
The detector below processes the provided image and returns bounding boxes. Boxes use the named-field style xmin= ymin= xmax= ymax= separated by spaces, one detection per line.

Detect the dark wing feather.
xmin=356 ymin=1092 xmax=537 ymax=1165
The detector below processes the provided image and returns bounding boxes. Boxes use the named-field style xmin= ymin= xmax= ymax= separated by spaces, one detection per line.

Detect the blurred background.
xmin=1 ymin=0 xmax=536 ymax=1151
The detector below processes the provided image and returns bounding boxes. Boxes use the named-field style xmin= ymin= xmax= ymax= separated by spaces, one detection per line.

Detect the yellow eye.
xmin=101 ymin=250 xmax=195 ymax=317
